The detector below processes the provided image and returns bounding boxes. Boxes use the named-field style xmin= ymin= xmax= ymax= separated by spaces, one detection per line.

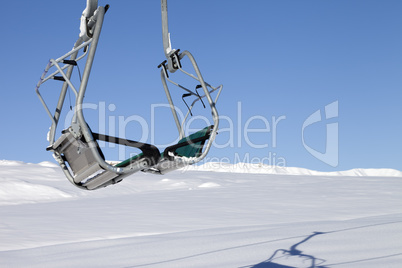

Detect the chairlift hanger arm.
xmin=161 ymin=0 xmax=171 ymax=57
xmin=161 ymin=0 xmax=182 ymax=73
xmin=73 ymin=5 xmax=149 ymax=176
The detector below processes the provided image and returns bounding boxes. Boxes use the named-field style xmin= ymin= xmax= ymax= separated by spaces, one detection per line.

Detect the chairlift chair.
xmin=35 ymin=0 xmax=222 ymax=190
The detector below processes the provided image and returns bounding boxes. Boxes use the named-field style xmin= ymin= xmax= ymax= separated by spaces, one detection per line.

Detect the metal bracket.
xmin=69 ymin=122 xmax=82 ymax=139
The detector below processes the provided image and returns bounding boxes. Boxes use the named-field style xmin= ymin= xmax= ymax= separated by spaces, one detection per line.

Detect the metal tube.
xmin=35 ymin=62 xmax=57 ymax=125
xmin=178 ymin=51 xmax=220 ymax=163
xmin=214 ymin=85 xmax=223 ymax=103
xmin=165 ymin=76 xmax=194 ymax=95
xmin=75 ymin=6 xmax=148 ymax=175
xmin=181 ymin=51 xmax=218 ymax=118
xmin=36 ymin=40 xmax=92 ymax=145
xmin=50 ymin=59 xmax=78 ymax=96
xmin=161 ymin=0 xmax=171 ymax=57
xmin=53 ymin=39 xmax=92 ymax=65
xmin=75 ymin=6 xmax=111 ymax=171
xmin=35 ymin=31 xmax=91 ymax=146
xmin=48 ymin=52 xmax=79 ymax=145
xmin=41 ymin=44 xmax=90 ymax=84
xmin=48 ymin=36 xmax=90 ymax=146
xmin=160 ymin=69 xmax=184 ymax=138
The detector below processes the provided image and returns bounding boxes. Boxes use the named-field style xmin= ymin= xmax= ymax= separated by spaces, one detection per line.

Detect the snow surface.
xmin=0 ymin=160 xmax=401 ymax=267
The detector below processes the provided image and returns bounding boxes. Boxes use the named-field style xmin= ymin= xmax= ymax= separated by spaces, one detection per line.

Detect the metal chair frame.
xmin=35 ymin=0 xmax=222 ymax=190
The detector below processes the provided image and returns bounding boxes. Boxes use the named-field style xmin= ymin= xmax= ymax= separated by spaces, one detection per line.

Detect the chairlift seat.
xmin=116 ymin=126 xmax=213 ymax=170
xmin=35 ymin=1 xmax=221 ymax=190
xmin=164 ymin=125 xmax=212 ymax=159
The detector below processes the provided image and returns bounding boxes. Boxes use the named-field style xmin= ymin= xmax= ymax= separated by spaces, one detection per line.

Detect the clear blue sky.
xmin=0 ymin=0 xmax=401 ymax=172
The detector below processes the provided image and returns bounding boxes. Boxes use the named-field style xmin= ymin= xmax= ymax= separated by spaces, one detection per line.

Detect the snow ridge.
xmin=187 ymin=162 xmax=402 ymax=177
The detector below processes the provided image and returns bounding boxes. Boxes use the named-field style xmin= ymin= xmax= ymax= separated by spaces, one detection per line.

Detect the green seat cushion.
xmin=174 ymin=126 xmax=211 ymax=158
xmin=115 ymin=126 xmax=211 ymax=167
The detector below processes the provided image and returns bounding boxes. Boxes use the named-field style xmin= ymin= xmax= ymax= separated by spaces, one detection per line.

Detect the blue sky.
xmin=0 ymin=0 xmax=401 ymax=172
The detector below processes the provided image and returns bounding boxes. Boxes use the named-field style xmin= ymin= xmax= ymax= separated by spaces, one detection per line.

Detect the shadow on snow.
xmin=244 ymin=231 xmax=328 ymax=268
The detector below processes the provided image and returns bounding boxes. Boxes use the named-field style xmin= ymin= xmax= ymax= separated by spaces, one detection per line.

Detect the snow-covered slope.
xmin=188 ymin=162 xmax=402 ymax=177
xmin=0 ymin=160 xmax=401 ymax=267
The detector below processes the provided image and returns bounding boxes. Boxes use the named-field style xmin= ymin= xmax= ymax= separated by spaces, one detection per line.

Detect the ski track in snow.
xmin=0 ymin=160 xmax=401 ymax=267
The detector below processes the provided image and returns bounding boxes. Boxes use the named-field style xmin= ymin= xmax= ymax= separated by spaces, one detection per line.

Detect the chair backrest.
xmin=175 ymin=126 xmax=212 ymax=158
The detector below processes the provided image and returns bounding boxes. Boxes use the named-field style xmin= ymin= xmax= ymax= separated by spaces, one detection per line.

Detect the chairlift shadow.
xmin=245 ymin=232 xmax=328 ymax=268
